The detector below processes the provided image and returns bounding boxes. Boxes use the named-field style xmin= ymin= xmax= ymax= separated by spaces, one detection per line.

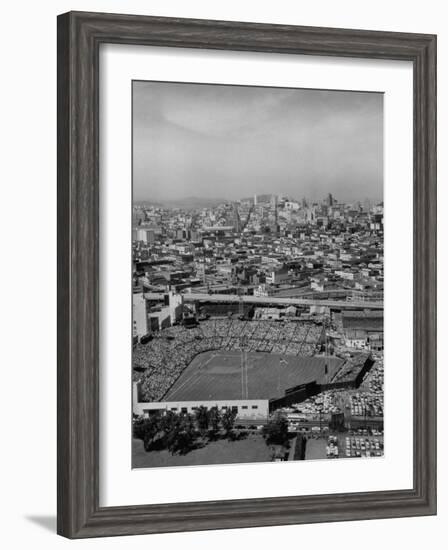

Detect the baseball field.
xmin=164 ymin=350 xmax=343 ymax=402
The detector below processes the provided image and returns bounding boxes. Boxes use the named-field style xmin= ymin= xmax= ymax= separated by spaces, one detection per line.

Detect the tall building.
xmin=136 ymin=228 xmax=155 ymax=244
xmin=165 ymin=291 xmax=184 ymax=324
xmin=270 ymin=195 xmax=279 ymax=236
xmin=133 ymin=293 xmax=150 ymax=338
xmin=254 ymin=194 xmax=258 ymax=206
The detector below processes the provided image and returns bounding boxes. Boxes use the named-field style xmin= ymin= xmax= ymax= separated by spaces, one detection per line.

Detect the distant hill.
xmin=134 ymin=196 xmax=227 ymax=209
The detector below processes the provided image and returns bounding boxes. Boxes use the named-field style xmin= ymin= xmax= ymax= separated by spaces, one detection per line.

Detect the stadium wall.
xmin=133 ymin=398 xmax=269 ymax=420
xmin=268 ymin=355 xmax=374 ymax=412
xmin=269 ymin=382 xmax=320 ymax=411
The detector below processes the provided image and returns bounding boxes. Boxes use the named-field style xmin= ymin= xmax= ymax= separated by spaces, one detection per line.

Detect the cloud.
xmin=133 ymin=81 xmax=383 ymax=202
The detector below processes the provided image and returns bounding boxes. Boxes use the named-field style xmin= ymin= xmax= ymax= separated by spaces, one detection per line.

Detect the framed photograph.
xmin=57 ymin=11 xmax=437 ymax=538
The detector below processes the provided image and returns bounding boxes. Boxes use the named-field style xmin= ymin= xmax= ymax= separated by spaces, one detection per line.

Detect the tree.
xmin=221 ymin=408 xmax=237 ymax=436
xmin=263 ymin=412 xmax=289 ymax=446
xmin=143 ymin=416 xmax=163 ymax=451
xmin=133 ymin=413 xmax=163 ymax=451
xmin=195 ymin=406 xmax=209 ymax=435
xmin=158 ymin=410 xmax=175 ymax=432
xmin=181 ymin=412 xmax=196 ymax=445
xmin=159 ymin=411 xmax=180 ymax=452
xmin=172 ymin=428 xmax=195 ymax=455
xmin=166 ymin=413 xmax=196 ymax=455
xmin=207 ymin=407 xmax=221 ymax=437
xmin=133 ymin=416 xmax=148 ymax=441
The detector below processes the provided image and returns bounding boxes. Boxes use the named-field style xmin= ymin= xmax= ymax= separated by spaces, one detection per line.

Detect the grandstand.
xmin=134 ymin=318 xmax=324 ymax=402
xmin=199 ymin=303 xmax=253 ymax=318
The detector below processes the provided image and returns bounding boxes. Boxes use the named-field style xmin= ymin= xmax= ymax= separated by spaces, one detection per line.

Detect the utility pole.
xmin=240 ymin=335 xmax=248 ymax=399
xmin=319 ymin=405 xmax=323 ymax=437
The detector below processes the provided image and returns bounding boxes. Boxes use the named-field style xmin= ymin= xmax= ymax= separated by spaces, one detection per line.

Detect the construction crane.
xmin=236 ymin=282 xmax=245 ymax=318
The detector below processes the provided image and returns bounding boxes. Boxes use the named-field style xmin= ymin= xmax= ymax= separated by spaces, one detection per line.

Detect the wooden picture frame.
xmin=57 ymin=11 xmax=437 ymax=538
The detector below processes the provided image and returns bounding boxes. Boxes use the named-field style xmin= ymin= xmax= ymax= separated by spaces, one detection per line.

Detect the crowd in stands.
xmin=134 ymin=318 xmax=323 ymax=402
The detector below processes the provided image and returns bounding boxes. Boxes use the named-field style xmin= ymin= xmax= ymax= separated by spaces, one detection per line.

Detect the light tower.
xmin=240 ymin=334 xmax=249 ymax=399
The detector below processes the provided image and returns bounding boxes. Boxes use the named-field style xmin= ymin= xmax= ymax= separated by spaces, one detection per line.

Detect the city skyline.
xmin=133 ymin=81 xmax=383 ymax=203
xmin=133 ymin=192 xmax=382 ymax=207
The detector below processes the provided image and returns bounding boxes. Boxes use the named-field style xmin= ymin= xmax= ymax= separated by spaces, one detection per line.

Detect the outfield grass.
xmin=132 ymin=434 xmax=273 ymax=469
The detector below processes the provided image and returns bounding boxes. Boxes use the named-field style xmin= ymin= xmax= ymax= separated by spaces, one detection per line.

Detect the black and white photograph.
xmin=0 ymin=1 xmax=440 ymax=545
xmin=131 ymin=81 xmax=384 ymax=468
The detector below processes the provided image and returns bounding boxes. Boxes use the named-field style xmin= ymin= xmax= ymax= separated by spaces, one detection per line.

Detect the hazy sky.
xmin=133 ymin=81 xmax=383 ymax=203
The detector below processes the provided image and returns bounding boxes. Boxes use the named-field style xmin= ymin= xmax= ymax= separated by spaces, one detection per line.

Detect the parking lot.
xmin=327 ymin=429 xmax=384 ymax=459
xmin=294 ymin=428 xmax=384 ymax=460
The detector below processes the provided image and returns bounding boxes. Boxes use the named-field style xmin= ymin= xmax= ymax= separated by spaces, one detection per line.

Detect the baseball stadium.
xmin=133 ymin=318 xmax=373 ymax=420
